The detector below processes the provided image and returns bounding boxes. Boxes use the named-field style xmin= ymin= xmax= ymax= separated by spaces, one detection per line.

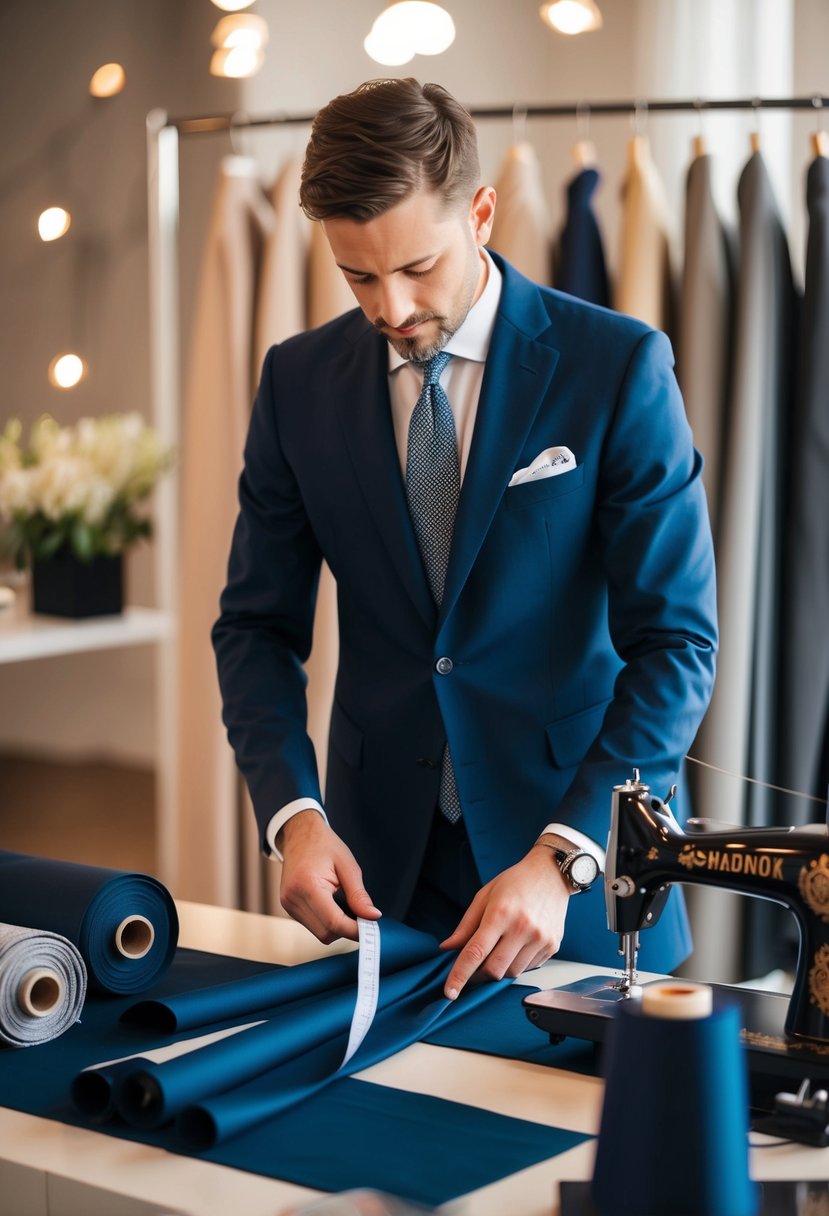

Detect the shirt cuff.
xmin=540 ymin=823 xmax=606 ymax=872
xmin=265 ymin=799 xmax=328 ymax=861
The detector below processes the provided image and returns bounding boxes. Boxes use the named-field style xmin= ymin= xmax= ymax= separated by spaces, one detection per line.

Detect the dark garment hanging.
xmin=778 ymin=154 xmax=829 ymax=818
xmin=554 ymin=167 xmax=611 ymax=308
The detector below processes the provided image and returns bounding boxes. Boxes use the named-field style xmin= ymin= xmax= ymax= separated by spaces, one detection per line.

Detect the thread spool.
xmin=114 ymin=915 xmax=155 ymax=960
xmin=592 ymin=981 xmax=758 ymax=1216
xmin=18 ymin=967 xmax=64 ymax=1018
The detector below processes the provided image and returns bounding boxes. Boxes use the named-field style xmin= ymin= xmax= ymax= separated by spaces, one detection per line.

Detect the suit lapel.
xmin=439 ymin=270 xmax=561 ymax=629
xmin=335 ymin=317 xmax=436 ymax=628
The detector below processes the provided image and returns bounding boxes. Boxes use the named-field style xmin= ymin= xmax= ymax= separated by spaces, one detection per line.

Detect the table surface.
xmin=1 ymin=901 xmax=825 ymax=1216
xmin=0 ymin=598 xmax=174 ymax=664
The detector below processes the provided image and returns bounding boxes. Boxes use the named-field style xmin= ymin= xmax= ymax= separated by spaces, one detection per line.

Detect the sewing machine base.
xmin=558 ymin=1180 xmax=829 ymax=1215
xmin=524 ymin=977 xmax=829 ymax=1101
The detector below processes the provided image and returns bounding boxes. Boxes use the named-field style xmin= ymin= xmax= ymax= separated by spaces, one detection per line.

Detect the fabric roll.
xmin=0 ymin=923 xmax=86 ymax=1047
xmin=122 ymin=919 xmax=437 ymax=1033
xmin=0 ymin=852 xmax=178 ymax=994
xmin=71 ymin=1056 xmax=155 ymax=1122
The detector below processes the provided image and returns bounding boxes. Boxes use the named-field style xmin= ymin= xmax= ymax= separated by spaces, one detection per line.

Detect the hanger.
xmin=690 ymin=97 xmax=707 ymax=159
xmin=749 ymin=97 xmax=762 ymax=154
xmin=223 ymin=110 xmax=258 ymax=173
xmin=512 ymin=103 xmax=529 ymax=150
xmin=570 ymin=101 xmax=597 ymax=169
xmin=627 ymin=98 xmax=649 ymax=166
xmin=811 ymin=96 xmax=829 ymax=158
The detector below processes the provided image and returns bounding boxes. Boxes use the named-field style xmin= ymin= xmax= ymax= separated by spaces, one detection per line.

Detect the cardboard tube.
xmin=18 ymin=967 xmax=65 ymax=1018
xmin=114 ymin=915 xmax=155 ymax=960
xmin=641 ymin=981 xmax=713 ymax=1020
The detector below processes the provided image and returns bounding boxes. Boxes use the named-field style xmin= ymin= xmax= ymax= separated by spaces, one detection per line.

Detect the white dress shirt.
xmin=266 ymin=250 xmax=604 ymax=872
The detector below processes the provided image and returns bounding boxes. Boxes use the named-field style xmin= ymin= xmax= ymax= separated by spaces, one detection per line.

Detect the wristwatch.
xmin=537 ymin=835 xmax=600 ymax=893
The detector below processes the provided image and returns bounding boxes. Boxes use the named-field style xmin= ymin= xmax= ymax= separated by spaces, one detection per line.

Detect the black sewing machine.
xmin=524 ymin=771 xmax=829 ymax=1097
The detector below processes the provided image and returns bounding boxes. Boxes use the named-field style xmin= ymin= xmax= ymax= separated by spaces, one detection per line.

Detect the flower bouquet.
xmin=0 ymin=413 xmax=173 ymax=617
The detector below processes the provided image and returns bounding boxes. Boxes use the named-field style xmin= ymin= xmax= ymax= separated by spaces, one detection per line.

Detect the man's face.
xmin=323 ymin=184 xmax=496 ymax=362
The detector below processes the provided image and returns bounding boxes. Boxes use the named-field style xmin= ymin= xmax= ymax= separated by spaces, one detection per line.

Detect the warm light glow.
xmin=48 ymin=353 xmax=86 ymax=389
xmin=89 ymin=62 xmax=126 ymax=98
xmin=210 ymin=0 xmax=255 ymax=9
xmin=38 ymin=207 xmax=71 ymax=242
xmin=209 ymin=45 xmax=264 ymax=78
xmin=211 ymin=13 xmax=269 ymax=51
xmin=539 ymin=0 xmax=603 ymax=35
xmin=365 ymin=2 xmax=455 ymax=66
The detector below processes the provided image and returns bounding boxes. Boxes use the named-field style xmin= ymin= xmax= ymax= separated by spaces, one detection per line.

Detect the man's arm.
xmin=441 ymin=328 xmax=717 ymax=997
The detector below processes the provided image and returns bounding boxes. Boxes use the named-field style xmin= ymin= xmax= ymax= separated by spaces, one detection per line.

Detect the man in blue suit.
xmin=212 ymin=79 xmax=717 ymax=999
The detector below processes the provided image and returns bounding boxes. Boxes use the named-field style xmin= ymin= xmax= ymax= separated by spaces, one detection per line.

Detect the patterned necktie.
xmin=405 ymin=350 xmax=462 ymax=823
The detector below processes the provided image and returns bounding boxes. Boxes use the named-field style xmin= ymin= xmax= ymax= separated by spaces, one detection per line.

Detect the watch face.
xmin=569 ymin=852 xmax=599 ymax=888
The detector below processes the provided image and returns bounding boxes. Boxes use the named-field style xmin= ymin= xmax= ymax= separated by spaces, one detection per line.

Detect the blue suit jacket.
xmin=213 ymin=254 xmax=718 ymax=972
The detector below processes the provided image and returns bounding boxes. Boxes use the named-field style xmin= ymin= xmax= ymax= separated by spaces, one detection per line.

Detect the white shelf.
xmin=0 ymin=601 xmax=175 ymax=665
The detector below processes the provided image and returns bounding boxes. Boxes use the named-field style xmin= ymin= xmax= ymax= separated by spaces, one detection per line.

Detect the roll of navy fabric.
xmin=122 ymin=919 xmax=439 ymax=1033
xmin=0 ymin=923 xmax=87 ymax=1047
xmin=0 ymin=852 xmax=178 ymax=994
xmin=591 ymin=992 xmax=757 ymax=1216
xmin=71 ymin=1056 xmax=156 ymax=1122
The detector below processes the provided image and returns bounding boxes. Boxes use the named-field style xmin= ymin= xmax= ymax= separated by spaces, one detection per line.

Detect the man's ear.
xmin=469 ymin=185 xmax=496 ymax=246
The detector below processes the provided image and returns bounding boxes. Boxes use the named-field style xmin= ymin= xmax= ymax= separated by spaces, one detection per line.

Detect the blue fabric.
xmin=556 ymin=168 xmax=611 ymax=307
xmin=213 ymin=253 xmax=718 ymax=974
xmin=0 ymin=851 xmax=178 ymax=994
xmin=0 ymin=941 xmax=591 ymax=1205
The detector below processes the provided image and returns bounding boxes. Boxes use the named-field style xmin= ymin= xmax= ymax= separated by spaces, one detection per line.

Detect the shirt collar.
xmin=387 ymin=247 xmax=502 ymax=373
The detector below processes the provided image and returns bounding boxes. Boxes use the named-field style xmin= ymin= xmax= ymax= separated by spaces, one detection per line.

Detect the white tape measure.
xmin=341 ymin=917 xmax=382 ymax=1066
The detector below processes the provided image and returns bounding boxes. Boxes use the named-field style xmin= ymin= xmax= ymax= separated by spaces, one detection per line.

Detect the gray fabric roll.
xmin=0 ymin=922 xmax=87 ymax=1047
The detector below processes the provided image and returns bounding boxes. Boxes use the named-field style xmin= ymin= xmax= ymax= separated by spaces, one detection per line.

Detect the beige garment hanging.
xmin=307 ymin=219 xmax=357 ymax=329
xmin=248 ymin=160 xmax=341 ymax=915
xmin=177 ymin=157 xmax=274 ymax=908
xmin=615 ymin=134 xmax=675 ymax=333
xmin=254 ymin=157 xmax=309 ymax=365
xmin=488 ymin=142 xmax=553 ymax=285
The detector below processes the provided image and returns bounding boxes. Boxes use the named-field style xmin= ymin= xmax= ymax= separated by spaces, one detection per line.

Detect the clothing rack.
xmin=144 ymin=92 xmax=824 ymax=886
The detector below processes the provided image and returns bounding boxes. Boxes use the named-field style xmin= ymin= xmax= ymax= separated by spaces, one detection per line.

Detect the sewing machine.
xmin=524 ymin=770 xmax=829 ymax=1091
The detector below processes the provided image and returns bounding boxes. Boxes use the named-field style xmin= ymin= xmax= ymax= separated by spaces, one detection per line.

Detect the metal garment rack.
xmin=145 ymin=92 xmax=826 ymax=888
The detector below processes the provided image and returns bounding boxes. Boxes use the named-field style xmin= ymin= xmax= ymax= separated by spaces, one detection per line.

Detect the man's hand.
xmin=278 ymin=810 xmax=382 ymax=944
xmin=439 ymin=842 xmax=574 ymax=999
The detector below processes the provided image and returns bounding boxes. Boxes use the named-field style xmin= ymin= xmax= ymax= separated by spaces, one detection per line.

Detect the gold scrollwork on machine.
xmin=740 ymin=1028 xmax=829 ymax=1057
xmin=810 ymin=943 xmax=829 ymax=1018
xmin=799 ymin=854 xmax=829 ymax=924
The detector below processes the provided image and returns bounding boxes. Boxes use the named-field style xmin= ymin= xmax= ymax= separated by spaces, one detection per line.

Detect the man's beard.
xmin=378 ymin=314 xmax=452 ymax=362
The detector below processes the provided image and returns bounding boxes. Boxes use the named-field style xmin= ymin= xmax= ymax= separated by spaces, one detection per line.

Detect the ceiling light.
xmin=209 ymin=45 xmax=264 ymax=78
xmin=48 ymin=353 xmax=86 ymax=390
xmin=38 ymin=208 xmax=71 ymax=242
xmin=89 ymin=62 xmax=126 ymax=98
xmin=210 ymin=0 xmax=255 ymax=10
xmin=539 ymin=0 xmax=603 ymax=36
xmin=365 ymin=2 xmax=455 ymax=66
xmin=211 ymin=13 xmax=269 ymax=52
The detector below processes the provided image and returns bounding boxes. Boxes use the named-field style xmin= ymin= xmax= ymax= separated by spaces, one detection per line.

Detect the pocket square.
xmin=508 ymin=446 xmax=576 ymax=487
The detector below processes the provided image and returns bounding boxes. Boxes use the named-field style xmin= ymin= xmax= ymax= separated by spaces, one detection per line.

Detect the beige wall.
xmin=0 ymin=0 xmax=821 ymax=766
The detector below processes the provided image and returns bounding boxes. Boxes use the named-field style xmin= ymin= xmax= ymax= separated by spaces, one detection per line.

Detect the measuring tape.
xmin=341 ymin=916 xmax=382 ymax=1066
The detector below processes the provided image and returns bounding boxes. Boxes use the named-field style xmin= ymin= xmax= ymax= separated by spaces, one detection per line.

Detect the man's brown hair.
xmin=299 ymin=78 xmax=480 ymax=221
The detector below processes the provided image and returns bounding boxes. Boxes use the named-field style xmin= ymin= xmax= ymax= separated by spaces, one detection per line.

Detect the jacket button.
xmin=416 ymin=757 xmax=437 ymax=769
xmin=435 ymin=656 xmax=454 ymax=675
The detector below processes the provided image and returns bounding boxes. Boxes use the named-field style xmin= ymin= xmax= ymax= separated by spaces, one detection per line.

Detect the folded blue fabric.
xmin=0 ymin=851 xmax=178 ymax=994
xmin=0 ymin=946 xmax=592 ymax=1207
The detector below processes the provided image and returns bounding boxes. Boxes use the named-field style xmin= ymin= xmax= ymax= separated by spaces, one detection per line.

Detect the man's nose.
xmin=376 ymin=278 xmax=415 ymax=329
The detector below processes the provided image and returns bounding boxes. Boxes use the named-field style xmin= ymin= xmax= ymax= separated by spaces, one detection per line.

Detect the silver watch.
xmin=553 ymin=846 xmax=600 ymax=892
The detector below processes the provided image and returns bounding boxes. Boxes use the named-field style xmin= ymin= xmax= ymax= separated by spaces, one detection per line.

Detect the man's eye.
xmin=407 ymin=268 xmax=432 ymax=278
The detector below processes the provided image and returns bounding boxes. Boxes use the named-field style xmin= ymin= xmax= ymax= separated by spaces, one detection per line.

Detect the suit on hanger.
xmin=554 ymin=166 xmax=611 ymax=308
xmin=488 ymin=142 xmax=553 ymax=286
xmin=779 ymin=154 xmax=829 ymax=813
xmin=213 ymin=253 xmax=717 ymax=973
xmin=616 ymin=135 xmax=676 ymax=337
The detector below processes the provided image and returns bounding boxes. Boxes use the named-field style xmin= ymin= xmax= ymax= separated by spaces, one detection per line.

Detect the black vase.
xmin=31 ymin=550 xmax=124 ymax=618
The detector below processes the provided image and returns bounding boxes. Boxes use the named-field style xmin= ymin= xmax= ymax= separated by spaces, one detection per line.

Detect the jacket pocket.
xmin=329 ymin=700 xmax=364 ymax=769
xmin=545 ymin=698 xmax=610 ymax=768
xmin=507 ymin=463 xmax=585 ymax=505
